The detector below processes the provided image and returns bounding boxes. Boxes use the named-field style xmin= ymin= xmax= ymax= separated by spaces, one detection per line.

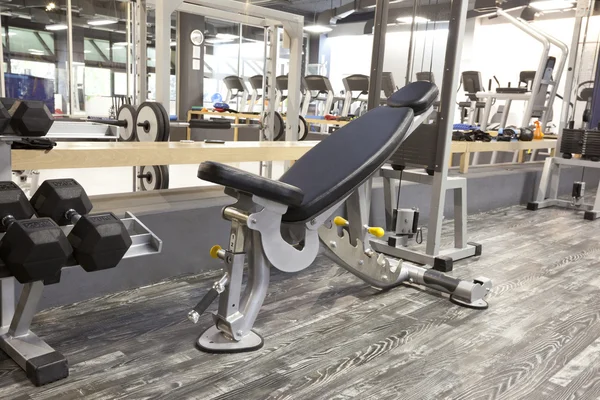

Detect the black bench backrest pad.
xmin=386 ymin=81 xmax=439 ymax=116
xmin=281 ymin=106 xmax=414 ymax=223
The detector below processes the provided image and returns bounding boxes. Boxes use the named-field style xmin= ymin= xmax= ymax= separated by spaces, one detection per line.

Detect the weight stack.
xmin=583 ymin=129 xmax=600 ymax=161
xmin=387 ymin=123 xmax=440 ymax=172
xmin=561 ymin=128 xmax=584 ymax=156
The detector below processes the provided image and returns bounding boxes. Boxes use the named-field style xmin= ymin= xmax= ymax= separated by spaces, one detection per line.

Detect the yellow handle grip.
xmin=333 ymin=216 xmax=348 ymax=227
xmin=209 ymin=245 xmax=222 ymax=259
xmin=368 ymin=227 xmax=385 ymax=238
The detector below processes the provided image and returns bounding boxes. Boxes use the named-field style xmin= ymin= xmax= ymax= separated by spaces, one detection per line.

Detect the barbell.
xmin=135 ymin=102 xmax=308 ymax=142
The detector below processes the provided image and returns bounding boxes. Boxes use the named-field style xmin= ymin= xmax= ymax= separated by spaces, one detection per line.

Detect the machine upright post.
xmin=367 ymin=0 xmax=389 ymax=111
xmin=426 ymin=0 xmax=468 ymax=256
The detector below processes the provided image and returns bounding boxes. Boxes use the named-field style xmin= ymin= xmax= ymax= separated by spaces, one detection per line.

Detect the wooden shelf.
xmin=11 ymin=141 xmax=317 ymax=170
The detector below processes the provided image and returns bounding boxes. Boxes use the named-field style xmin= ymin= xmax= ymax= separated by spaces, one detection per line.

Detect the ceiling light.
xmin=205 ymin=38 xmax=235 ymax=44
xmin=170 ymin=41 xmax=177 ymax=47
xmin=113 ymin=42 xmax=128 ymax=46
xmin=367 ymin=0 xmax=404 ymax=8
xmin=397 ymin=16 xmax=430 ymax=23
xmin=1 ymin=32 xmax=16 ymax=37
xmin=303 ymin=25 xmax=333 ymax=34
xmin=88 ymin=19 xmax=118 ymax=26
xmin=28 ymin=49 xmax=45 ymax=55
xmin=216 ymin=33 xmax=238 ymax=40
xmin=46 ymin=23 xmax=68 ymax=31
xmin=529 ymin=0 xmax=575 ymax=10
xmin=84 ymin=50 xmax=91 ymax=53
xmin=46 ymin=2 xmax=56 ymax=11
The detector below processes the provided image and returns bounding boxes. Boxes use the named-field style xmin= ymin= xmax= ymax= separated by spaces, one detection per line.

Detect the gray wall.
xmin=26 ymin=163 xmax=600 ymax=310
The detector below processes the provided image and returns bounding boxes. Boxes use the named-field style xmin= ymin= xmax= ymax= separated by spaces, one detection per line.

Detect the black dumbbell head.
xmin=31 ymin=179 xmax=93 ymax=225
xmin=0 ymin=218 xmax=72 ymax=284
xmin=67 ymin=213 xmax=132 ymax=272
xmin=9 ymin=100 xmax=54 ymax=137
xmin=0 ymin=181 xmax=35 ymax=232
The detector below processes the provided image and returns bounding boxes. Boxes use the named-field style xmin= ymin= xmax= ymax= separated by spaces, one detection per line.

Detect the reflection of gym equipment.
xmin=475 ymin=10 xmax=567 ymax=132
xmin=248 ymin=75 xmax=264 ymax=113
xmin=528 ymin=4 xmax=600 ymax=221
xmin=0 ymin=176 xmax=161 ymax=386
xmin=458 ymin=71 xmax=486 ymax=124
xmin=341 ymin=74 xmax=369 ymax=117
xmin=223 ymin=76 xmax=250 ymax=113
xmin=301 ymin=75 xmax=337 ymax=116
xmin=0 ymin=98 xmax=55 ymax=137
xmin=381 ymin=72 xmax=398 ymax=100
xmin=577 ymin=81 xmax=594 ymax=125
xmin=188 ymin=81 xmax=491 ymax=353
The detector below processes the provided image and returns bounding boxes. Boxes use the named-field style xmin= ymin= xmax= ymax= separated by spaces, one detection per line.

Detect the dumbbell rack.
xmin=0 ymin=136 xmax=163 ymax=386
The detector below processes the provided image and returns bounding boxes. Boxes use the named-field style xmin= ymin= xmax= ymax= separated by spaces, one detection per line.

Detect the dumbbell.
xmin=0 ymin=181 xmax=72 ymax=283
xmin=84 ymin=104 xmax=138 ymax=141
xmin=30 ymin=179 xmax=132 ymax=272
xmin=0 ymin=98 xmax=55 ymax=136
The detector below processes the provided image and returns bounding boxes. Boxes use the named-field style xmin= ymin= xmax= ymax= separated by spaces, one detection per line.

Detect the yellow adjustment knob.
xmin=368 ymin=227 xmax=385 ymax=238
xmin=333 ymin=216 xmax=349 ymax=227
xmin=209 ymin=245 xmax=222 ymax=259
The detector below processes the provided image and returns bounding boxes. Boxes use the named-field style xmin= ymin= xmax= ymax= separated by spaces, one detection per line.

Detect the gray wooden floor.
xmin=2 ymin=204 xmax=600 ymax=399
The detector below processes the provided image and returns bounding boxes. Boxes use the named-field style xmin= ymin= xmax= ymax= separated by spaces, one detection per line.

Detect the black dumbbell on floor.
xmin=30 ymin=179 xmax=132 ymax=272
xmin=0 ymin=181 xmax=72 ymax=283
xmin=0 ymin=98 xmax=55 ymax=136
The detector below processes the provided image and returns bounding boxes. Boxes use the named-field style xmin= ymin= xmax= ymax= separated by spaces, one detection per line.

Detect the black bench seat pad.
xmin=387 ymin=81 xmax=439 ymax=115
xmin=198 ymin=162 xmax=304 ymax=207
xmin=281 ymin=106 xmax=414 ymax=223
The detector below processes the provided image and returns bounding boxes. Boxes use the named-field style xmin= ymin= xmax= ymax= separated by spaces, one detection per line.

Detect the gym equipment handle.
xmin=188 ymin=287 xmax=220 ymax=324
xmin=187 ymin=120 xmax=232 ymax=129
xmin=422 ymin=270 xmax=460 ymax=293
xmin=86 ymin=118 xmax=128 ymax=128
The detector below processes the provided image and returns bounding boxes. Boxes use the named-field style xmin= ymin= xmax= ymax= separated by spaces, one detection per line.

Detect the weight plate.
xmin=135 ymin=102 xmax=166 ymax=142
xmin=261 ymin=111 xmax=284 ymax=141
xmin=117 ymin=104 xmax=137 ymax=141
xmin=298 ymin=115 xmax=309 ymax=141
xmin=156 ymin=102 xmax=171 ymax=142
xmin=138 ymin=165 xmax=170 ymax=191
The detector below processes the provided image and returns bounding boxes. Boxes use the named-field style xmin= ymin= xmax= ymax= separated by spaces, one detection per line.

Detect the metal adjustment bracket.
xmin=245 ymin=195 xmax=320 ymax=273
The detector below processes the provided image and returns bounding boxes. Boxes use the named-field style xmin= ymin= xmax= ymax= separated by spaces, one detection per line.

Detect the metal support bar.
xmin=367 ymin=0 xmax=389 ymax=111
xmin=67 ymin=0 xmax=75 ymax=115
xmin=8 ymin=282 xmax=44 ymax=338
xmin=427 ymin=0 xmax=468 ymax=256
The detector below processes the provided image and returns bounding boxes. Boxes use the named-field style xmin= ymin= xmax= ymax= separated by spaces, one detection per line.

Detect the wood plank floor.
xmin=2 ymin=204 xmax=600 ymax=399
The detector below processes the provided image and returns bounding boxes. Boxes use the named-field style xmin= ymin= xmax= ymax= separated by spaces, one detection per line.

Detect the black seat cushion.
xmin=386 ymin=81 xmax=439 ymax=115
xmin=198 ymin=162 xmax=304 ymax=207
xmin=280 ymin=106 xmax=414 ymax=223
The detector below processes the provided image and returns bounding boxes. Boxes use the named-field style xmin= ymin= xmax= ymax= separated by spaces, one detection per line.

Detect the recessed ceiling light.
xmin=216 ymin=33 xmax=238 ymax=40
xmin=303 ymin=25 xmax=333 ymax=34
xmin=84 ymin=50 xmax=91 ymax=53
xmin=367 ymin=0 xmax=404 ymax=8
xmin=529 ymin=0 xmax=575 ymax=10
xmin=396 ymin=16 xmax=430 ymax=23
xmin=88 ymin=19 xmax=118 ymax=26
xmin=113 ymin=42 xmax=128 ymax=46
xmin=46 ymin=23 xmax=68 ymax=31
xmin=1 ymin=32 xmax=16 ymax=37
xmin=205 ymin=38 xmax=235 ymax=44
